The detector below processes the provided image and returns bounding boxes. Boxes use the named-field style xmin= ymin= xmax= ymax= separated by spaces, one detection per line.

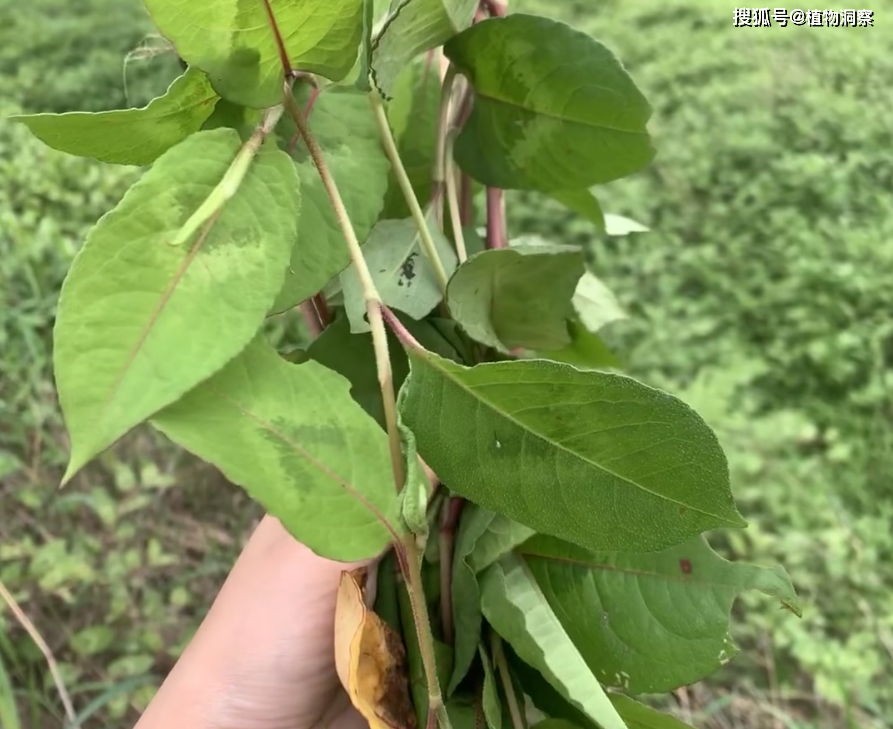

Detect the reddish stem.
xmin=299 ymin=301 xmax=323 ymax=338
xmin=288 ymin=86 xmax=321 ymax=153
xmin=311 ymin=292 xmax=330 ymax=328
xmin=486 ymin=187 xmax=507 ymax=249
xmin=481 ymin=0 xmax=507 ymax=17
xmin=260 ymin=0 xmax=293 ymax=75
xmin=381 ymin=305 xmax=423 ymax=349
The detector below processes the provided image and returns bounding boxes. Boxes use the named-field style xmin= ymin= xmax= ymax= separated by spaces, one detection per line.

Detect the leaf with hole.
xmin=520 ymin=534 xmax=800 ymax=693
xmin=272 ymin=86 xmax=390 ymax=313
xmin=143 ymin=0 xmax=365 ymax=108
xmin=399 ymin=350 xmax=746 ymax=553
xmin=11 ymin=67 xmax=219 ymax=166
xmin=54 ymin=129 xmax=299 ymax=482
xmin=371 ymin=0 xmax=478 ymax=97
xmin=342 ymin=216 xmax=458 ymax=332
xmin=447 ymin=245 xmax=585 ymax=352
xmin=480 ymin=555 xmax=627 ymax=729
xmin=152 ymin=336 xmax=401 ymax=561
xmin=444 ymin=14 xmax=654 ymax=191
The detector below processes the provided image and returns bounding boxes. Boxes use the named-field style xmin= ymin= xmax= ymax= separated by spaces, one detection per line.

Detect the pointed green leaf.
xmin=444 ymin=15 xmax=654 ymax=191
xmin=399 ymin=351 xmax=746 ymax=553
xmin=448 ymin=505 xmax=496 ymax=693
xmin=550 ymin=189 xmax=606 ymax=231
xmin=447 ymin=245 xmax=585 ymax=353
xmin=371 ymin=0 xmax=478 ymax=98
xmin=272 ymin=86 xmax=390 ymax=312
xmin=573 ymin=273 xmax=626 ymax=334
xmin=480 ymin=555 xmax=627 ymax=729
xmin=11 ymin=67 xmax=219 ymax=166
xmin=609 ymin=696 xmax=695 ymax=729
xmin=55 ymin=129 xmax=299 ymax=480
xmin=144 ymin=0 xmax=364 ymax=108
xmin=520 ymin=534 xmax=801 ymax=693
xmin=152 ymin=336 xmax=401 ymax=561
xmin=381 ymin=60 xmax=441 ymax=219
xmin=539 ymin=320 xmax=623 ymax=371
xmin=467 ymin=515 xmax=535 ymax=573
xmin=479 ymin=646 xmax=502 ymax=729
xmin=341 ymin=216 xmax=458 ymax=332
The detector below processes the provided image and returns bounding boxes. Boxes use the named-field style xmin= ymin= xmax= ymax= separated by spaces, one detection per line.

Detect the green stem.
xmin=444 ymin=130 xmax=467 ymax=263
xmin=283 ymin=89 xmax=404 ymax=490
xmin=491 ymin=635 xmax=526 ymax=729
xmin=399 ymin=538 xmax=454 ymax=729
xmin=432 ymin=65 xmax=458 ymax=227
xmin=168 ymin=104 xmax=283 ymax=247
xmin=368 ymin=91 xmax=451 ymax=295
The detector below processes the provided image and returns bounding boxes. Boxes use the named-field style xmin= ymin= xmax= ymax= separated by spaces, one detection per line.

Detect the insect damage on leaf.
xmin=336 ymin=568 xmax=418 ymax=729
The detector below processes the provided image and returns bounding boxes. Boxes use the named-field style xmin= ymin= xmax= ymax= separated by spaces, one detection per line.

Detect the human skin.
xmin=134 ymin=514 xmax=369 ymax=729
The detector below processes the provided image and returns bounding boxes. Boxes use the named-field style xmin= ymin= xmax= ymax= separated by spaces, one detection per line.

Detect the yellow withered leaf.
xmin=335 ymin=568 xmax=418 ymax=729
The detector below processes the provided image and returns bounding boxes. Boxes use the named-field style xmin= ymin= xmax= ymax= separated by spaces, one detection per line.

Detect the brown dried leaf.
xmin=335 ymin=568 xmax=418 ymax=729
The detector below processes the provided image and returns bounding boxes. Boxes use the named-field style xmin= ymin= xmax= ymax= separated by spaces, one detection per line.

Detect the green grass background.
xmin=1 ymin=1 xmax=891 ymax=727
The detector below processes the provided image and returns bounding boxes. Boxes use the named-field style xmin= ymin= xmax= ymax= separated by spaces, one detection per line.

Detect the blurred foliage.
xmin=0 ymin=0 xmax=891 ymax=727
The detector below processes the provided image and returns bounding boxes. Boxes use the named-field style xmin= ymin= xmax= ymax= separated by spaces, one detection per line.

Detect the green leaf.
xmin=381 ymin=60 xmax=441 ymax=219
xmin=341 ymin=216 xmax=458 ymax=332
xmin=399 ymin=351 xmax=746 ymax=553
xmin=143 ymin=0 xmax=364 ymax=108
xmin=447 ymin=245 xmax=585 ymax=352
xmin=448 ymin=505 xmax=496 ymax=693
xmin=305 ymin=314 xmax=410 ymax=428
xmin=609 ymin=696 xmax=695 ymax=729
xmin=272 ymin=86 xmax=390 ymax=312
xmin=520 ymin=534 xmax=801 ymax=693
xmin=400 ymin=423 xmax=431 ymax=538
xmin=467 ymin=515 xmax=535 ymax=573
xmin=356 ymin=0 xmax=376 ymax=91
xmin=549 ymin=189 xmax=606 ymax=231
xmin=479 ymin=555 xmax=627 ymax=729
xmin=11 ymin=67 xmax=219 ymax=166
xmin=573 ymin=273 xmax=626 ymax=334
xmin=371 ymin=0 xmax=478 ymax=98
xmin=444 ymin=15 xmax=654 ymax=191
xmin=55 ymin=129 xmax=299 ymax=481
xmin=152 ymin=336 xmax=401 ymax=561
xmin=539 ymin=320 xmax=623 ymax=371
xmin=480 ymin=646 xmax=502 ymax=729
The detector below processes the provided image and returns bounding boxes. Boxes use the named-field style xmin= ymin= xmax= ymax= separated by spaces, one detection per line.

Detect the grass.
xmin=1 ymin=0 xmax=892 ymax=727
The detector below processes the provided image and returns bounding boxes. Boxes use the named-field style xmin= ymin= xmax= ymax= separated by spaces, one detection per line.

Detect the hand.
xmin=135 ymin=515 xmax=369 ymax=729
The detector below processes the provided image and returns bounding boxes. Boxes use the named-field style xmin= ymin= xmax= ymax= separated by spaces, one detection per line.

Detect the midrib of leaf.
xmin=475 ymin=94 xmax=647 ymax=134
xmin=210 ymin=384 xmax=403 ymax=542
xmin=424 ymin=356 xmax=730 ymax=522
xmin=99 ymin=210 xmax=223 ymax=428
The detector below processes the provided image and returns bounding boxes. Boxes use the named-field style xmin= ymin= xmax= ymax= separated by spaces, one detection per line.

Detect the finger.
xmin=136 ymin=515 xmax=370 ymax=729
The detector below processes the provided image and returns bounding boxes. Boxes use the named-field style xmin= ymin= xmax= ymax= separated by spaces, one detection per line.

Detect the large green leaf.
xmin=398 ymin=350 xmax=746 ymax=553
xmin=444 ymin=15 xmax=654 ymax=191
xmin=152 ymin=336 xmax=401 ymax=561
xmin=380 ymin=60 xmax=441 ymax=219
xmin=272 ymin=86 xmax=390 ymax=312
xmin=480 ymin=555 xmax=626 ymax=729
xmin=467 ymin=515 xmax=535 ymax=573
xmin=371 ymin=0 xmax=478 ymax=98
xmin=11 ymin=67 xmax=219 ymax=166
xmin=520 ymin=534 xmax=801 ymax=693
xmin=143 ymin=0 xmax=364 ymax=108
xmin=55 ymin=129 xmax=299 ymax=481
xmin=341 ymin=217 xmax=457 ymax=332
xmin=447 ymin=245 xmax=585 ymax=352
